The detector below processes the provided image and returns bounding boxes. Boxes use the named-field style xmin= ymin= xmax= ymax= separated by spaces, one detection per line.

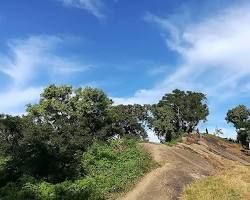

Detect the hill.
xmin=119 ymin=134 xmax=250 ymax=200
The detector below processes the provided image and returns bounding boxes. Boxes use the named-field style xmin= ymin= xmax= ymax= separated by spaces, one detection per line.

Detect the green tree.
xmin=0 ymin=85 xmax=114 ymax=183
xmin=27 ymin=85 xmax=113 ymax=143
xmin=151 ymin=89 xmax=209 ymax=142
xmin=225 ymin=105 xmax=250 ymax=127
xmin=159 ymin=89 xmax=209 ymax=133
xmin=0 ymin=115 xmax=25 ymax=186
xmin=226 ymin=105 xmax=250 ymax=148
xmin=108 ymin=104 xmax=148 ymax=139
xmin=151 ymin=105 xmax=175 ymax=142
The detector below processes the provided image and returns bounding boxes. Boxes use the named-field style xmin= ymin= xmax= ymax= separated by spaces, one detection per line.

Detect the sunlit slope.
xmin=120 ymin=134 xmax=250 ymax=200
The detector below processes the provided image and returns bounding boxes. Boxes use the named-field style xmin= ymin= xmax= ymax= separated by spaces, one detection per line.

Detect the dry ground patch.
xmin=180 ymin=164 xmax=250 ymax=200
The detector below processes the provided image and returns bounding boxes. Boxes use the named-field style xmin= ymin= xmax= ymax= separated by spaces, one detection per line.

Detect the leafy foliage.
xmin=226 ymin=105 xmax=250 ymax=148
xmin=151 ymin=89 xmax=209 ymax=142
xmin=0 ymin=85 xmax=116 ymax=183
xmin=27 ymin=85 xmax=114 ymax=142
xmin=108 ymin=104 xmax=148 ymax=139
xmin=150 ymin=105 xmax=175 ymax=142
xmin=0 ymin=139 xmax=154 ymax=200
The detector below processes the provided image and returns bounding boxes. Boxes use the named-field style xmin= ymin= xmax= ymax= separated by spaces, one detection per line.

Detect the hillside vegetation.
xmin=0 ymin=84 xmax=249 ymax=200
xmin=0 ymin=139 xmax=155 ymax=200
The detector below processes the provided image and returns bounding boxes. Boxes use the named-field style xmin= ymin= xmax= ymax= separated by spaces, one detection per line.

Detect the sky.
xmin=1 ymin=0 xmax=250 ymax=140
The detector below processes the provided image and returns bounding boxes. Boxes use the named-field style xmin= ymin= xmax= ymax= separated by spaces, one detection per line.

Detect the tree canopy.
xmin=108 ymin=104 xmax=148 ymax=139
xmin=151 ymin=89 xmax=209 ymax=142
xmin=226 ymin=105 xmax=250 ymax=148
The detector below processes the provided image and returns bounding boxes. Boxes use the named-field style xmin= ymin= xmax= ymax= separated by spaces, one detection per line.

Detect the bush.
xmin=82 ymin=139 xmax=155 ymax=198
xmin=55 ymin=178 xmax=103 ymax=200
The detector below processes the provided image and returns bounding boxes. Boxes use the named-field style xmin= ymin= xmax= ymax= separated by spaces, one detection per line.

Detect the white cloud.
xmin=0 ymin=87 xmax=43 ymax=115
xmin=115 ymin=3 xmax=250 ymax=105
xmin=0 ymin=35 xmax=89 ymax=87
xmin=58 ymin=0 xmax=105 ymax=19
xmin=0 ymin=35 xmax=89 ymax=114
xmin=145 ymin=4 xmax=250 ymax=97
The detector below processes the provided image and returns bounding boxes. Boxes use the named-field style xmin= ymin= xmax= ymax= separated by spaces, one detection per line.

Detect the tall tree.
xmin=151 ymin=89 xmax=209 ymax=142
xmin=226 ymin=105 xmax=250 ymax=127
xmin=0 ymin=114 xmax=23 ymax=155
xmin=159 ymin=89 xmax=209 ymax=133
xmin=226 ymin=105 xmax=250 ymax=148
xmin=2 ymin=85 xmax=115 ymax=182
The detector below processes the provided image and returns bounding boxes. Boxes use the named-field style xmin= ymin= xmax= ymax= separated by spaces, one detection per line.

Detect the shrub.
xmin=82 ymin=139 xmax=155 ymax=198
xmin=55 ymin=178 xmax=103 ymax=200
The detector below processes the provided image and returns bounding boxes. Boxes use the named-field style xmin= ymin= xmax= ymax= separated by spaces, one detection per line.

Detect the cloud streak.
xmin=145 ymin=4 xmax=250 ymax=97
xmin=58 ymin=0 xmax=105 ymax=19
xmin=0 ymin=36 xmax=89 ymax=87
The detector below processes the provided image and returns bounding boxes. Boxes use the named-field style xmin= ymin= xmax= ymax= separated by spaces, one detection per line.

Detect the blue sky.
xmin=1 ymin=0 xmax=250 ymax=140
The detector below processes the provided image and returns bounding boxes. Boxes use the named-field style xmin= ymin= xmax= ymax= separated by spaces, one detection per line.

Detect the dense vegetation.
xmin=0 ymin=139 xmax=154 ymax=200
xmin=6 ymin=84 xmax=246 ymax=199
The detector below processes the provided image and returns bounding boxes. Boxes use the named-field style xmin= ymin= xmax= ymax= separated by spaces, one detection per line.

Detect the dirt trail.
xmin=119 ymin=136 xmax=250 ymax=200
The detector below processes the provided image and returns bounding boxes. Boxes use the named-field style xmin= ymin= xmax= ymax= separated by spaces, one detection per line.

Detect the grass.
xmin=0 ymin=139 xmax=156 ymax=200
xmin=180 ymin=164 xmax=250 ymax=200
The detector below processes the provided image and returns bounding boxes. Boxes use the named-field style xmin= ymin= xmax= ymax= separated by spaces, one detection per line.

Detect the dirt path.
xmin=119 ymin=137 xmax=250 ymax=200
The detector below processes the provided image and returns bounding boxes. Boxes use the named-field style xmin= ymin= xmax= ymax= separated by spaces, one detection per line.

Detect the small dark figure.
xmin=206 ymin=128 xmax=209 ymax=134
xmin=196 ymin=128 xmax=201 ymax=139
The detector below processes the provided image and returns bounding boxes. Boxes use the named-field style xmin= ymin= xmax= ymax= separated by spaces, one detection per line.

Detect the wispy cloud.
xmin=115 ymin=3 xmax=250 ymax=105
xmin=0 ymin=35 xmax=90 ymax=114
xmin=0 ymin=35 xmax=89 ymax=86
xmin=58 ymin=0 xmax=105 ymax=19
xmin=144 ymin=4 xmax=250 ymax=98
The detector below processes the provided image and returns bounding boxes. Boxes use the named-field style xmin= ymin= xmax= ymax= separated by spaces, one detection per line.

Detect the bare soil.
xmin=118 ymin=135 xmax=250 ymax=200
